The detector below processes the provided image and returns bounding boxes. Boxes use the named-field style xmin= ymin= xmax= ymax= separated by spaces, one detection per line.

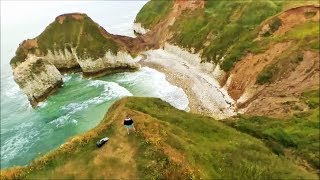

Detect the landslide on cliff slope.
xmin=135 ymin=0 xmax=319 ymax=117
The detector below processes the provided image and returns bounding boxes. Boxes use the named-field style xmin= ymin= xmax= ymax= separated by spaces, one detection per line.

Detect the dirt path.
xmin=44 ymin=100 xmax=139 ymax=179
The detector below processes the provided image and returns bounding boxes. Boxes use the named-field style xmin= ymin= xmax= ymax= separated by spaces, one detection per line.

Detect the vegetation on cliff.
xmin=1 ymin=97 xmax=317 ymax=179
xmin=10 ymin=13 xmax=120 ymax=67
xmin=256 ymin=19 xmax=319 ymax=84
xmin=5 ymin=0 xmax=319 ymax=179
xmin=135 ymin=0 xmax=173 ymax=29
xmin=224 ymin=89 xmax=320 ymax=170
xmin=136 ymin=0 xmax=319 ymax=72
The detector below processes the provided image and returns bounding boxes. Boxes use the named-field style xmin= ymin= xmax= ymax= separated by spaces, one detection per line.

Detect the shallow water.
xmin=0 ymin=1 xmax=189 ymax=168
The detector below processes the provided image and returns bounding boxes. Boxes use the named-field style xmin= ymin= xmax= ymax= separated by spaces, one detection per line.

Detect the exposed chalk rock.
xmin=12 ymin=55 xmax=63 ymax=107
xmin=143 ymin=44 xmax=236 ymax=119
xmin=133 ymin=23 xmax=149 ymax=34
xmin=163 ymin=43 xmax=226 ymax=81
xmin=10 ymin=13 xmax=141 ymax=107
xmin=44 ymin=47 xmax=78 ymax=69
xmin=76 ymin=51 xmax=139 ymax=73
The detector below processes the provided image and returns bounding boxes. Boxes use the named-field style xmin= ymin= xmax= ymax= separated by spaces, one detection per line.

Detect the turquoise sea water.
xmin=0 ymin=1 xmax=189 ymax=168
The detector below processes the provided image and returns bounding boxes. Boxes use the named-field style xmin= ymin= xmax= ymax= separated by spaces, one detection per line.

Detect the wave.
xmin=114 ymin=67 xmax=189 ymax=111
xmin=49 ymin=80 xmax=132 ymax=128
xmin=0 ymin=122 xmax=41 ymax=164
xmin=49 ymin=114 xmax=77 ymax=128
xmin=62 ymin=74 xmax=72 ymax=83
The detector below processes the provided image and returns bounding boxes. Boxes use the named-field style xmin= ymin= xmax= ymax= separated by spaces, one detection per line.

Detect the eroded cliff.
xmin=135 ymin=0 xmax=320 ymax=117
xmin=11 ymin=0 xmax=320 ymax=113
xmin=11 ymin=13 xmax=140 ymax=106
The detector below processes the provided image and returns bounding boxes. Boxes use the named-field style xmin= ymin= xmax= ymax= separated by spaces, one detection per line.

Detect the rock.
xmin=10 ymin=13 xmax=140 ymax=107
xmin=12 ymin=55 xmax=63 ymax=107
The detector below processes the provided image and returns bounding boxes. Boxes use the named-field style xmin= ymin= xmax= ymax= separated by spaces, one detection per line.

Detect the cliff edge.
xmin=10 ymin=13 xmax=140 ymax=107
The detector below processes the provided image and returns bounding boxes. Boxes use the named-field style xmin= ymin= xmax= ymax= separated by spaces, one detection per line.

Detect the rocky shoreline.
xmin=139 ymin=44 xmax=236 ymax=119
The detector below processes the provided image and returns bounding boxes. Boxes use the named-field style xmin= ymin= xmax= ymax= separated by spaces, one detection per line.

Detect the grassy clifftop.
xmin=134 ymin=0 xmax=173 ymax=29
xmin=224 ymin=89 xmax=320 ymax=171
xmin=135 ymin=0 xmax=319 ymax=72
xmin=1 ymin=97 xmax=317 ymax=179
xmin=10 ymin=13 xmax=119 ymax=67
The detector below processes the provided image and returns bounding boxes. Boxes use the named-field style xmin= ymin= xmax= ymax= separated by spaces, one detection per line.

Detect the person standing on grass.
xmin=123 ymin=115 xmax=136 ymax=134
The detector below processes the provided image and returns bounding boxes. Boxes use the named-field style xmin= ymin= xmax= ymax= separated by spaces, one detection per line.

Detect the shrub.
xmin=256 ymin=65 xmax=278 ymax=84
xmin=304 ymin=11 xmax=317 ymax=18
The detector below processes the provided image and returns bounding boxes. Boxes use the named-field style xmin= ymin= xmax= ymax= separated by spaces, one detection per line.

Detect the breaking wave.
xmin=113 ymin=67 xmax=189 ymax=111
xmin=49 ymin=80 xmax=132 ymax=128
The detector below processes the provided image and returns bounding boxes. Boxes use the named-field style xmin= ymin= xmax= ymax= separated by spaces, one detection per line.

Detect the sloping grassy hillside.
xmin=10 ymin=13 xmax=119 ymax=67
xmin=224 ymin=89 xmax=320 ymax=171
xmin=1 ymin=97 xmax=317 ymax=179
xmin=170 ymin=0 xmax=281 ymax=69
xmin=256 ymin=20 xmax=319 ymax=84
xmin=135 ymin=0 xmax=319 ymax=72
xmin=134 ymin=0 xmax=173 ymax=29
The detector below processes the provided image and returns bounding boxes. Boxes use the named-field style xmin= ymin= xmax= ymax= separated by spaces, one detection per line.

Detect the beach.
xmin=139 ymin=46 xmax=236 ymax=119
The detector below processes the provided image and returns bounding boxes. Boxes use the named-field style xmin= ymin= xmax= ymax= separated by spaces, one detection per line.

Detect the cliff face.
xmin=11 ymin=13 xmax=139 ymax=106
xmin=11 ymin=1 xmax=319 ymax=110
xmin=135 ymin=0 xmax=320 ymax=117
xmin=13 ymin=55 xmax=63 ymax=107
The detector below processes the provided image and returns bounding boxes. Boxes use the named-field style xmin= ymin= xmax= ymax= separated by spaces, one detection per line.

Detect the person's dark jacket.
xmin=124 ymin=118 xmax=133 ymax=125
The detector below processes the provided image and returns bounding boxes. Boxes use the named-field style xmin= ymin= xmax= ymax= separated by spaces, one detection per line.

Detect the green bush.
xmin=256 ymin=65 xmax=278 ymax=84
xmin=262 ymin=17 xmax=282 ymax=37
xmin=304 ymin=11 xmax=317 ymax=18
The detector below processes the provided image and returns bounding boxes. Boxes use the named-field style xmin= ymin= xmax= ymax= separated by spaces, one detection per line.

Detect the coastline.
xmin=139 ymin=45 xmax=236 ymax=119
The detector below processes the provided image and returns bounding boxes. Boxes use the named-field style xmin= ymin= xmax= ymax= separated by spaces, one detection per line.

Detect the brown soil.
xmin=225 ymin=5 xmax=320 ymax=118
xmin=259 ymin=5 xmax=320 ymax=37
xmin=57 ymin=16 xmax=65 ymax=24
xmin=18 ymin=39 xmax=40 ymax=58
xmin=226 ymin=42 xmax=292 ymax=100
xmin=56 ymin=13 xmax=86 ymax=24
xmin=22 ymin=39 xmax=38 ymax=49
xmin=240 ymin=50 xmax=319 ymax=118
xmin=106 ymin=0 xmax=204 ymax=54
xmin=275 ymin=5 xmax=319 ymax=36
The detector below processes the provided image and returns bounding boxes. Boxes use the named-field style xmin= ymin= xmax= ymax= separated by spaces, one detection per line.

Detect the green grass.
xmin=37 ymin=15 xmax=83 ymax=54
xmin=224 ymin=89 xmax=320 ymax=169
xmin=302 ymin=89 xmax=320 ymax=109
xmin=281 ymin=21 xmax=319 ymax=41
xmin=256 ymin=64 xmax=279 ymax=84
xmin=134 ymin=133 xmax=189 ymax=179
xmin=135 ymin=0 xmax=173 ymax=29
xmin=1 ymin=97 xmax=318 ymax=179
xmin=167 ymin=0 xmax=282 ymax=70
xmin=10 ymin=45 xmax=27 ymax=66
xmin=255 ymin=20 xmax=319 ymax=84
xmin=76 ymin=16 xmax=119 ymax=59
xmin=126 ymin=98 xmax=317 ymax=179
xmin=10 ymin=14 xmax=119 ymax=66
xmin=136 ymin=0 xmax=319 ymax=72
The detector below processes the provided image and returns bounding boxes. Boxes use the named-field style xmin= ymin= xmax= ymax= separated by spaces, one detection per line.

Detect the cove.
xmin=0 ymin=1 xmax=188 ymax=169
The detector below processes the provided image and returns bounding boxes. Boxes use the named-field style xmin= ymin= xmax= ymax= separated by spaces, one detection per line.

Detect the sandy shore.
xmin=139 ymin=48 xmax=236 ymax=119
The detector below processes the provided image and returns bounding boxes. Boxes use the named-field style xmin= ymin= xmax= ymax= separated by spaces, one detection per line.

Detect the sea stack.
xmin=10 ymin=13 xmax=139 ymax=107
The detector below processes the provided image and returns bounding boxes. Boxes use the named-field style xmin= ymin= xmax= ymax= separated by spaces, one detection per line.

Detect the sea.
xmin=0 ymin=1 xmax=189 ymax=168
